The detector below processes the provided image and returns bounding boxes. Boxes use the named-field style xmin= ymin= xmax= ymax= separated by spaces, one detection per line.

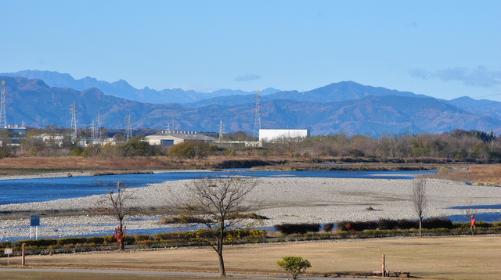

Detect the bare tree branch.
xmin=175 ymin=176 xmax=257 ymax=277
xmin=411 ymin=178 xmax=427 ymax=237
xmin=97 ymin=181 xmax=134 ymax=250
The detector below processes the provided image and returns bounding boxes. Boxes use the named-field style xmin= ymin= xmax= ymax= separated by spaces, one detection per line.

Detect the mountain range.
xmin=1 ymin=70 xmax=500 ymax=136
xmin=0 ymin=70 xmax=279 ymax=104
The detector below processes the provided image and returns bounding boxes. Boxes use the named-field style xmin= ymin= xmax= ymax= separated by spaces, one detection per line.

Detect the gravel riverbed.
xmin=1 ymin=177 xmax=500 ymax=240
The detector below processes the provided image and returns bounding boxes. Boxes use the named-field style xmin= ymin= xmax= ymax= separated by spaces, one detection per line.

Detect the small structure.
xmin=0 ymin=124 xmax=27 ymax=146
xmin=77 ymin=137 xmax=117 ymax=147
xmin=144 ymin=130 xmax=216 ymax=147
xmin=34 ymin=134 xmax=65 ymax=147
xmin=258 ymin=129 xmax=309 ymax=142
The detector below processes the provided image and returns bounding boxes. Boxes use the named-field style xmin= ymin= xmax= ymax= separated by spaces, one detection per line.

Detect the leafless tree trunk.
xmin=178 ymin=177 xmax=257 ymax=277
xmin=99 ymin=181 xmax=134 ymax=250
xmin=411 ymin=178 xmax=427 ymax=237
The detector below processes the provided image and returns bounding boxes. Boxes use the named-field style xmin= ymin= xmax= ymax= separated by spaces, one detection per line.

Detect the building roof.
xmin=146 ymin=132 xmax=216 ymax=141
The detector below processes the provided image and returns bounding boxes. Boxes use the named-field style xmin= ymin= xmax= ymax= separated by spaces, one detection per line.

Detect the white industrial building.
xmin=34 ymin=134 xmax=65 ymax=147
xmin=144 ymin=131 xmax=216 ymax=147
xmin=258 ymin=129 xmax=309 ymax=142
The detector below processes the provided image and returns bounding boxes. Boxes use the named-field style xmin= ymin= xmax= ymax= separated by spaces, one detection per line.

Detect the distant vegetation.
xmin=260 ymin=130 xmax=501 ymax=163
xmin=1 ymin=129 xmax=500 ymax=163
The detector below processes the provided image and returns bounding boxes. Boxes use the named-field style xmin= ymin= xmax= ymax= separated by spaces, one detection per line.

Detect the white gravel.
xmin=1 ymin=176 xmax=501 ymax=240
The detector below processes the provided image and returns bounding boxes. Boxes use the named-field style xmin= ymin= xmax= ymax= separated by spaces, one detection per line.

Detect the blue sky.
xmin=2 ymin=0 xmax=501 ymax=100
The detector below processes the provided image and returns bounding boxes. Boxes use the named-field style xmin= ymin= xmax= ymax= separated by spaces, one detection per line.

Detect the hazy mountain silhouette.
xmin=1 ymin=70 xmax=280 ymax=104
xmin=1 ymin=75 xmax=500 ymax=136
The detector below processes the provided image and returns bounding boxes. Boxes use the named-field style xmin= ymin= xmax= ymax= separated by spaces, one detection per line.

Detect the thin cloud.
xmin=406 ymin=22 xmax=419 ymax=29
xmin=234 ymin=74 xmax=261 ymax=82
xmin=410 ymin=66 xmax=501 ymax=88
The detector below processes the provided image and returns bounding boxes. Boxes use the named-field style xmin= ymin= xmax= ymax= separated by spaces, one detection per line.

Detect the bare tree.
xmin=178 ymin=177 xmax=257 ymax=277
xmin=99 ymin=181 xmax=134 ymax=250
xmin=411 ymin=178 xmax=427 ymax=237
xmin=464 ymin=201 xmax=477 ymax=236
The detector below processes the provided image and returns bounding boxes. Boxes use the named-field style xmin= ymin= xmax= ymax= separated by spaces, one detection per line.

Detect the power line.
xmin=90 ymin=120 xmax=96 ymax=142
xmin=96 ymin=113 xmax=102 ymax=141
xmin=0 ymin=81 xmax=7 ymax=128
xmin=218 ymin=119 xmax=224 ymax=142
xmin=253 ymin=90 xmax=261 ymax=138
xmin=125 ymin=113 xmax=132 ymax=141
xmin=70 ymin=102 xmax=78 ymax=142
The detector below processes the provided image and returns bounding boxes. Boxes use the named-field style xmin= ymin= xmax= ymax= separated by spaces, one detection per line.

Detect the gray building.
xmin=144 ymin=131 xmax=216 ymax=147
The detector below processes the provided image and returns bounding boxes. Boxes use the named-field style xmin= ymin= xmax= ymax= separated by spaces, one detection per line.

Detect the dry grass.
xmin=4 ymin=236 xmax=501 ymax=280
xmin=0 ymin=271 xmax=227 ymax=280
xmin=435 ymin=164 xmax=501 ymax=186
xmin=0 ymin=156 xmax=225 ymax=175
xmin=0 ymin=156 xmax=441 ymax=176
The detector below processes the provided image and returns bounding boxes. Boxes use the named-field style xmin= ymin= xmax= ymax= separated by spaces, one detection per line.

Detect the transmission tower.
xmin=218 ymin=120 xmax=224 ymax=142
xmin=253 ymin=90 xmax=261 ymax=138
xmin=125 ymin=113 xmax=133 ymax=141
xmin=96 ymin=113 xmax=102 ymax=141
xmin=0 ymin=81 xmax=7 ymax=128
xmin=90 ymin=120 xmax=96 ymax=142
xmin=70 ymin=102 xmax=78 ymax=142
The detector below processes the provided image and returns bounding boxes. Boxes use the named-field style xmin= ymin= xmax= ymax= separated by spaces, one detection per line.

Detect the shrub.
xmin=232 ymin=212 xmax=269 ymax=220
xmin=338 ymin=218 xmax=454 ymax=231
xmin=58 ymin=238 xmax=89 ymax=245
xmin=323 ymin=223 xmax=334 ymax=232
xmin=168 ymin=142 xmax=220 ymax=159
xmin=120 ymin=138 xmax=162 ymax=157
xmin=275 ymin=224 xmax=321 ymax=234
xmin=422 ymin=217 xmax=454 ymax=229
xmin=160 ymin=215 xmax=211 ymax=224
xmin=277 ymin=256 xmax=312 ymax=279
xmin=337 ymin=220 xmax=378 ymax=231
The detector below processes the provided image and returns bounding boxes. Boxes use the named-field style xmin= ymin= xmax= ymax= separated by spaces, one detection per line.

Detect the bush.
xmin=120 ymin=138 xmax=162 ymax=157
xmin=338 ymin=218 xmax=454 ymax=231
xmin=323 ymin=223 xmax=334 ymax=232
xmin=168 ymin=142 xmax=220 ymax=159
xmin=422 ymin=217 xmax=454 ymax=229
xmin=160 ymin=215 xmax=211 ymax=224
xmin=277 ymin=256 xmax=311 ymax=279
xmin=57 ymin=238 xmax=89 ymax=245
xmin=275 ymin=224 xmax=321 ymax=234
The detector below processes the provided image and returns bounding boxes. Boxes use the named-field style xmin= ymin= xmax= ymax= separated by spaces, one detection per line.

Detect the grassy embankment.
xmin=0 ymin=155 xmax=458 ymax=177
xmin=435 ymin=164 xmax=501 ymax=186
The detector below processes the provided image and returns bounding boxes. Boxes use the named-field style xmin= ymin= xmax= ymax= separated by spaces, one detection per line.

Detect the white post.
xmin=29 ymin=227 xmax=32 ymax=239
xmin=35 ymin=226 xmax=38 ymax=240
xmin=382 ymin=253 xmax=386 ymax=277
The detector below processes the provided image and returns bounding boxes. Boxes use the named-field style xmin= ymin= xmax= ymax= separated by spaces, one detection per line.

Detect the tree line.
xmin=0 ymin=129 xmax=499 ymax=162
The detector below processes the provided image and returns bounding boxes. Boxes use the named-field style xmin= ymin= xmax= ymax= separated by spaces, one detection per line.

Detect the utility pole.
xmin=0 ymin=80 xmax=7 ymax=128
xmin=70 ymin=102 xmax=78 ymax=143
xmin=96 ymin=113 xmax=102 ymax=142
xmin=91 ymin=120 xmax=96 ymax=143
xmin=218 ymin=120 xmax=224 ymax=142
xmin=381 ymin=253 xmax=386 ymax=277
xmin=125 ymin=113 xmax=132 ymax=141
xmin=253 ymin=90 xmax=261 ymax=138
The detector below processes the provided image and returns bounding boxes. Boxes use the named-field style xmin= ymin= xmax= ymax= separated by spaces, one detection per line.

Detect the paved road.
xmin=0 ymin=267 xmax=360 ymax=280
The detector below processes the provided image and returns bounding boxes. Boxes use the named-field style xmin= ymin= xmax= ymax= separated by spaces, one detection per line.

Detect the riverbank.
xmin=1 ymin=176 xmax=501 ymax=240
xmin=434 ymin=164 xmax=501 ymax=187
xmin=0 ymin=155 xmax=454 ymax=177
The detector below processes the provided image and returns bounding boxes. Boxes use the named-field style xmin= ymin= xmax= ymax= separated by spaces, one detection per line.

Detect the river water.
xmin=0 ymin=169 xmax=432 ymax=205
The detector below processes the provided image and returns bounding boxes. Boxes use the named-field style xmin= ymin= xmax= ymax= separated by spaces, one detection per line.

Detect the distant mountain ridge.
xmin=0 ymin=70 xmax=501 ymax=136
xmin=0 ymin=70 xmax=280 ymax=104
xmin=1 ymin=74 xmax=500 ymax=136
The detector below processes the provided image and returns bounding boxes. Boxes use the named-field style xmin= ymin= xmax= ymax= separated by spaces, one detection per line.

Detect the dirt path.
xmin=0 ymin=267 xmax=360 ymax=280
